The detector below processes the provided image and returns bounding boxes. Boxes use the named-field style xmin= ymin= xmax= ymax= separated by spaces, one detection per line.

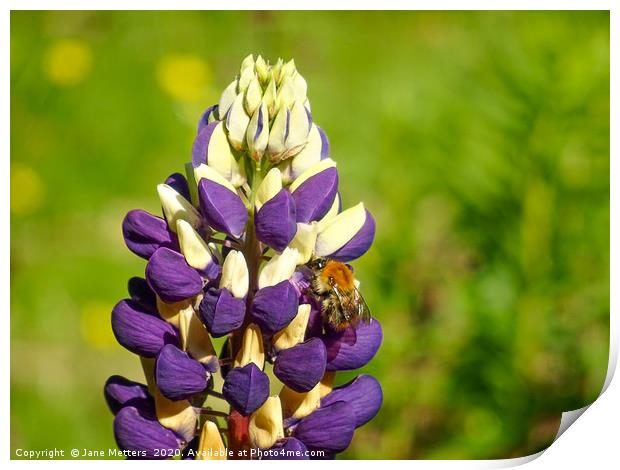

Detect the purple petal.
xmin=255 ymin=189 xmax=297 ymax=252
xmin=111 ymin=299 xmax=178 ymax=357
xmin=316 ymin=126 xmax=330 ymax=159
xmin=104 ymin=375 xmax=153 ymax=415
xmin=192 ymin=121 xmax=218 ymax=168
xmin=222 ymin=363 xmax=270 ymax=416
xmin=304 ymin=298 xmax=324 ymax=340
xmin=290 ymin=271 xmax=311 ymax=297
xmin=164 ymin=173 xmax=191 ymax=202
xmin=322 ymin=319 xmax=382 ymax=371
xmin=198 ymin=287 xmax=246 ymax=337
xmin=321 ymin=375 xmax=382 ymax=427
xmin=274 ymin=338 xmax=326 ymax=392
xmin=291 ymin=167 xmax=338 ymax=223
xmin=197 ymin=104 xmax=218 ymax=134
xmin=127 ymin=277 xmax=157 ymax=312
xmin=122 ymin=210 xmax=178 ymax=259
xmin=114 ymin=406 xmax=182 ymax=459
xmin=293 ymin=401 xmax=355 ymax=453
xmin=145 ymin=247 xmax=204 ymax=303
xmin=263 ymin=437 xmax=309 ymax=460
xmin=197 ymin=258 xmax=222 ymax=281
xmin=251 ymin=281 xmax=299 ymax=334
xmin=198 ymin=179 xmax=248 ymax=239
xmin=327 ymin=210 xmax=376 ymax=262
xmin=155 ymin=344 xmax=210 ymax=400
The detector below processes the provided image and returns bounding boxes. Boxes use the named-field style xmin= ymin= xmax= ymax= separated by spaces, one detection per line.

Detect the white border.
xmin=4 ymin=2 xmax=616 ymax=468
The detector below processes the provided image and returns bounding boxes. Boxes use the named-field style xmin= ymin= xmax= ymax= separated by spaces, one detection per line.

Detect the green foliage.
xmin=11 ymin=11 xmax=609 ymax=459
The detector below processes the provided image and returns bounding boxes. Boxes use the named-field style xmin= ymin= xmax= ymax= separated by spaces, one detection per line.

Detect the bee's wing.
xmin=353 ymin=285 xmax=372 ymax=324
xmin=332 ymin=284 xmax=371 ymax=325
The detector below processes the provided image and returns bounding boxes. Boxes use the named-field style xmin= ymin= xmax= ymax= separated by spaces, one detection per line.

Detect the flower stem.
xmin=227 ymin=163 xmax=264 ymax=457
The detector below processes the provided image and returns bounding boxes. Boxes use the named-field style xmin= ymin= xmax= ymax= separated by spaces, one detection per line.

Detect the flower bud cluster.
xmin=207 ymin=54 xmax=311 ymax=163
xmin=106 ymin=55 xmax=382 ymax=460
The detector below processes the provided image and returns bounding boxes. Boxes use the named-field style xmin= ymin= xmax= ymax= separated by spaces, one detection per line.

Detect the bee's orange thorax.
xmin=319 ymin=260 xmax=355 ymax=291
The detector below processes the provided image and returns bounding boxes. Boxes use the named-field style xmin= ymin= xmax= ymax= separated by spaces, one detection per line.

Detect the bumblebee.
xmin=306 ymin=257 xmax=371 ymax=331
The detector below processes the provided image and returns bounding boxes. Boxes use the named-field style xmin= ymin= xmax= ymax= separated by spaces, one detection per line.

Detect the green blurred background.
xmin=10 ymin=11 xmax=610 ymax=459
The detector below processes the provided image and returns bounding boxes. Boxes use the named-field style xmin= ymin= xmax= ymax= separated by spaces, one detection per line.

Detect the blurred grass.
xmin=10 ymin=11 xmax=609 ymax=459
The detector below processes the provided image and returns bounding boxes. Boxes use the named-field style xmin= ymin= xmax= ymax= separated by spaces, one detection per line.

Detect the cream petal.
xmin=288 ymin=222 xmax=318 ymax=264
xmin=226 ymin=93 xmax=250 ymax=151
xmin=194 ymin=164 xmax=237 ymax=193
xmin=157 ymin=184 xmax=201 ymax=232
xmin=314 ymin=203 xmax=366 ymax=257
xmin=254 ymin=167 xmax=283 ymax=211
xmin=279 ymin=382 xmax=321 ymax=419
xmin=272 ymin=304 xmax=311 ymax=351
xmin=176 ymin=219 xmax=214 ymax=271
xmin=219 ymin=250 xmax=249 ymax=299
xmin=218 ymin=80 xmax=237 ymax=118
xmin=257 ymin=247 xmax=299 ymax=289
xmin=234 ymin=323 xmax=265 ymax=369
xmin=248 ymin=396 xmax=284 ymax=450
xmin=196 ymin=421 xmax=227 ymax=460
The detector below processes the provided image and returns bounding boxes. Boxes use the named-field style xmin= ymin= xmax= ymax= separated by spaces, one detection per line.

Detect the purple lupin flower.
xmin=107 ymin=54 xmax=381 ymax=460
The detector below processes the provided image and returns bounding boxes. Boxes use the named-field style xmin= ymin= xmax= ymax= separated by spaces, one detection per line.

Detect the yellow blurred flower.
xmin=156 ymin=54 xmax=211 ymax=102
xmin=11 ymin=163 xmax=45 ymax=215
xmin=80 ymin=301 xmax=117 ymax=350
xmin=43 ymin=38 xmax=93 ymax=87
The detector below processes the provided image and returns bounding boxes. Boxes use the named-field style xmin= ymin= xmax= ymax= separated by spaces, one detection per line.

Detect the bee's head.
xmin=307 ymin=257 xmax=327 ymax=271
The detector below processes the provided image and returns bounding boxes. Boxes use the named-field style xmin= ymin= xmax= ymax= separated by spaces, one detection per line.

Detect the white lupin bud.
xmin=315 ymin=202 xmax=367 ymax=257
xmin=255 ymin=55 xmax=269 ymax=83
xmin=272 ymin=304 xmax=311 ymax=351
xmin=240 ymin=53 xmax=254 ymax=72
xmin=234 ymin=323 xmax=265 ymax=368
xmin=292 ymin=71 xmax=308 ymax=103
xmin=157 ymin=184 xmax=202 ymax=232
xmin=262 ymin=77 xmax=278 ymax=119
xmin=246 ymin=102 xmax=269 ymax=161
xmin=272 ymin=58 xmax=284 ymax=84
xmin=287 ymin=124 xmax=323 ymax=180
xmin=254 ymin=167 xmax=282 ymax=211
xmin=266 ymin=105 xmax=288 ymax=158
xmin=284 ymin=100 xmax=311 ymax=156
xmin=248 ymin=396 xmax=285 ymax=450
xmin=219 ymin=250 xmax=249 ymax=298
xmin=245 ymin=76 xmax=262 ymax=116
xmin=279 ymin=58 xmax=296 ymax=84
xmin=218 ymin=80 xmax=238 ymax=118
xmin=226 ymin=93 xmax=250 ymax=151
xmin=201 ymin=121 xmax=246 ymax=187
xmin=237 ymin=66 xmax=254 ymax=92
xmin=196 ymin=421 xmax=227 ymax=460
xmin=276 ymin=75 xmax=296 ymax=110
xmin=176 ymin=219 xmax=214 ymax=271
xmin=194 ymin=163 xmax=238 ymax=193
xmin=288 ymin=222 xmax=318 ymax=264
xmin=279 ymin=383 xmax=321 ymax=419
xmin=258 ymin=247 xmax=299 ymax=289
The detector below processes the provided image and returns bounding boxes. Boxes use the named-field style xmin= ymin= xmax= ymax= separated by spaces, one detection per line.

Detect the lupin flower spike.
xmin=107 ymin=54 xmax=382 ymax=460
